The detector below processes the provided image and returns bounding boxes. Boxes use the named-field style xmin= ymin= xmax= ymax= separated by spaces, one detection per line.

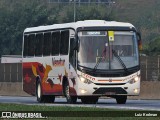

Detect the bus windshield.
xmin=78 ymin=31 xmax=139 ymax=70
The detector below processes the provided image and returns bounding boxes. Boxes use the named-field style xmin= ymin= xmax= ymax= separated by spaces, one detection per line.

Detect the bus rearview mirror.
xmin=137 ymin=32 xmax=142 ymax=51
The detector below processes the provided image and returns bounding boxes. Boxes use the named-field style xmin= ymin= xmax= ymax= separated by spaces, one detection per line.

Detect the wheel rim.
xmin=37 ymin=84 xmax=41 ymax=98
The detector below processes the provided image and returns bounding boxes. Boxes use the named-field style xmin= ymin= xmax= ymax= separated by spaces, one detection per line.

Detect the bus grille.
xmin=94 ymin=83 xmax=126 ymax=85
xmin=93 ymin=87 xmax=127 ymax=94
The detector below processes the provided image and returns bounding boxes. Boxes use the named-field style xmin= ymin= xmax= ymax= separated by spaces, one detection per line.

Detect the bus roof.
xmin=24 ymin=20 xmax=135 ymax=33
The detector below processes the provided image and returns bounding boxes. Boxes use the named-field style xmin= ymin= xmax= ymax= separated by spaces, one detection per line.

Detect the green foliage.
xmin=57 ymin=4 xmax=114 ymax=23
xmin=1 ymin=0 xmax=160 ymax=56
xmin=114 ymin=0 xmax=160 ymax=48
xmin=143 ymin=37 xmax=160 ymax=56
xmin=0 ymin=1 xmax=115 ymax=56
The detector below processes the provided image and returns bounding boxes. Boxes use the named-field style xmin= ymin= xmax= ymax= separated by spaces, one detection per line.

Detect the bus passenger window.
xmin=43 ymin=32 xmax=51 ymax=56
xmin=23 ymin=35 xmax=28 ymax=57
xmin=52 ymin=32 xmax=60 ymax=55
xmin=28 ymin=34 xmax=35 ymax=56
xmin=35 ymin=34 xmax=43 ymax=56
xmin=60 ymin=30 xmax=69 ymax=55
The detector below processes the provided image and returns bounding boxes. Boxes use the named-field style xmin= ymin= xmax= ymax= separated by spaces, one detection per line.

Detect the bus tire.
xmin=116 ymin=95 xmax=127 ymax=104
xmin=64 ymin=80 xmax=77 ymax=104
xmin=81 ymin=96 xmax=99 ymax=104
xmin=36 ymin=81 xmax=55 ymax=103
xmin=36 ymin=81 xmax=45 ymax=103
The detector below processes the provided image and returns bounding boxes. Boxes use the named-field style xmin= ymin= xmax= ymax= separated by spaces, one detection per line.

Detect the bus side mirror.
xmin=137 ymin=32 xmax=142 ymax=51
xmin=75 ymin=35 xmax=80 ymax=52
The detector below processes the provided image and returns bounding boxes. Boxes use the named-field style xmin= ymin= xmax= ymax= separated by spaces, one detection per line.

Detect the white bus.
xmin=22 ymin=20 xmax=141 ymax=104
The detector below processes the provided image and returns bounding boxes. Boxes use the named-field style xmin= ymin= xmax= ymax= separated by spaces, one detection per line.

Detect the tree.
xmin=0 ymin=1 xmax=115 ymax=56
xmin=143 ymin=37 xmax=160 ymax=56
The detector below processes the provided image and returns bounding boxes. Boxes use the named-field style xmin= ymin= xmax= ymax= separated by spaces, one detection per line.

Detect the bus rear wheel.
xmin=64 ymin=81 xmax=77 ymax=104
xmin=81 ymin=96 xmax=99 ymax=104
xmin=116 ymin=95 xmax=127 ymax=104
xmin=36 ymin=81 xmax=55 ymax=103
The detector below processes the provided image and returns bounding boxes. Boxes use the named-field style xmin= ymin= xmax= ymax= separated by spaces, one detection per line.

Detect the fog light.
xmin=81 ymin=89 xmax=87 ymax=94
xmin=134 ymin=89 xmax=138 ymax=93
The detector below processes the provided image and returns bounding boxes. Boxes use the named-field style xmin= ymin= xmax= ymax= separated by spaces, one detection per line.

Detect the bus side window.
xmin=43 ymin=32 xmax=51 ymax=56
xmin=60 ymin=30 xmax=69 ymax=55
xmin=35 ymin=33 xmax=43 ymax=56
xmin=28 ymin=34 xmax=35 ymax=56
xmin=23 ymin=35 xmax=28 ymax=57
xmin=52 ymin=31 xmax=60 ymax=55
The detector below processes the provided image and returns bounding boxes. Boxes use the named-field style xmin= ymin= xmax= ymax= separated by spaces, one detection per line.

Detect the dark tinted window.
xmin=60 ymin=30 xmax=69 ymax=55
xmin=35 ymin=33 xmax=43 ymax=56
xmin=23 ymin=35 xmax=28 ymax=57
xmin=52 ymin=32 xmax=60 ymax=55
xmin=43 ymin=32 xmax=51 ymax=56
xmin=28 ymin=34 xmax=35 ymax=56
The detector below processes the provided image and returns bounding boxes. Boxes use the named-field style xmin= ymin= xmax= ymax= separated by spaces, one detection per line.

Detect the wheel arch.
xmin=36 ymin=75 xmax=41 ymax=84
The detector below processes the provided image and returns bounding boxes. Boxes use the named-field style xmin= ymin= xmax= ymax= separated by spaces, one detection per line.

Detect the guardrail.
xmin=0 ymin=56 xmax=160 ymax=82
xmin=0 ymin=56 xmax=160 ymax=98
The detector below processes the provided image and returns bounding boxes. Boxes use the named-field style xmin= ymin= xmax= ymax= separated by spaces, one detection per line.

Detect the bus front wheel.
xmin=116 ymin=95 xmax=127 ymax=104
xmin=36 ymin=81 xmax=55 ymax=103
xmin=64 ymin=81 xmax=77 ymax=104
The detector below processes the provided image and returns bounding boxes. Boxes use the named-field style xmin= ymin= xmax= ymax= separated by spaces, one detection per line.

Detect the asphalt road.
xmin=0 ymin=96 xmax=160 ymax=111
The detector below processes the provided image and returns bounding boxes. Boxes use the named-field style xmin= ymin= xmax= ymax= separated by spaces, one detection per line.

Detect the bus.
xmin=22 ymin=20 xmax=141 ymax=104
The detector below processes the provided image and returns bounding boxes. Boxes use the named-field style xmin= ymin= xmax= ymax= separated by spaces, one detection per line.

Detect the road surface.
xmin=0 ymin=96 xmax=160 ymax=111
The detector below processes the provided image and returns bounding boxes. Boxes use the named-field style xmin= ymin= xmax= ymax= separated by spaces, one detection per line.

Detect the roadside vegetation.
xmin=0 ymin=0 xmax=160 ymax=56
xmin=0 ymin=103 xmax=159 ymax=120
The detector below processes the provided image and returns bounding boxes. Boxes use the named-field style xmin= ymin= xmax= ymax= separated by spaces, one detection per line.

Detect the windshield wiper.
xmin=112 ymin=49 xmax=128 ymax=73
xmin=93 ymin=47 xmax=106 ymax=72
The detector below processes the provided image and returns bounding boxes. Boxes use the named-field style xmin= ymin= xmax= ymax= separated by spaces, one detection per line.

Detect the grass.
xmin=0 ymin=103 xmax=159 ymax=120
xmin=0 ymin=103 xmax=116 ymax=111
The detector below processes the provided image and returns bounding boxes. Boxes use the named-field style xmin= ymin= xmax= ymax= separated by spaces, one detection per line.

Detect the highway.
xmin=0 ymin=96 xmax=160 ymax=111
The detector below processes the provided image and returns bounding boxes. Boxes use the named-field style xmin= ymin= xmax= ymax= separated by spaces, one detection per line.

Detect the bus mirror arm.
xmin=70 ymin=37 xmax=79 ymax=52
xmin=76 ymin=40 xmax=80 ymax=52
xmin=75 ymin=35 xmax=80 ymax=52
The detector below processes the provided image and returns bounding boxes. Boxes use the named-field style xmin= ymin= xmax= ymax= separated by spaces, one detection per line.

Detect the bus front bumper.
xmin=76 ymin=81 xmax=140 ymax=96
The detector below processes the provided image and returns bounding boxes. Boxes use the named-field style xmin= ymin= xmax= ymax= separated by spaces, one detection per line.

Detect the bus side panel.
xmin=23 ymin=62 xmax=51 ymax=96
xmin=23 ymin=62 xmax=37 ymax=96
xmin=23 ymin=59 xmax=77 ymax=96
xmin=45 ymin=56 xmax=77 ymax=96
xmin=22 ymin=61 xmax=64 ymax=96
xmin=23 ymin=61 xmax=60 ymax=96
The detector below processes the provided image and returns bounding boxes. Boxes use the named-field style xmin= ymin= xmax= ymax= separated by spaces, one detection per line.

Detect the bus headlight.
xmin=128 ymin=76 xmax=140 ymax=84
xmin=79 ymin=76 xmax=93 ymax=84
xmin=80 ymin=77 xmax=85 ymax=82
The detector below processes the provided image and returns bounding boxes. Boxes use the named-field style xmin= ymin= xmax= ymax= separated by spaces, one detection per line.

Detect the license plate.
xmin=105 ymin=92 xmax=115 ymax=95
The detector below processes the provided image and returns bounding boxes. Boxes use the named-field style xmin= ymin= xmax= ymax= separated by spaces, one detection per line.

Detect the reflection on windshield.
xmin=78 ymin=31 xmax=139 ymax=70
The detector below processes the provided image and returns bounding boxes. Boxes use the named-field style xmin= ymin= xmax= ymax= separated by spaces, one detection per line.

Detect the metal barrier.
xmin=0 ymin=56 xmax=160 ymax=82
xmin=0 ymin=56 xmax=160 ymax=98
xmin=140 ymin=56 xmax=160 ymax=81
xmin=0 ymin=63 xmax=22 ymax=82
